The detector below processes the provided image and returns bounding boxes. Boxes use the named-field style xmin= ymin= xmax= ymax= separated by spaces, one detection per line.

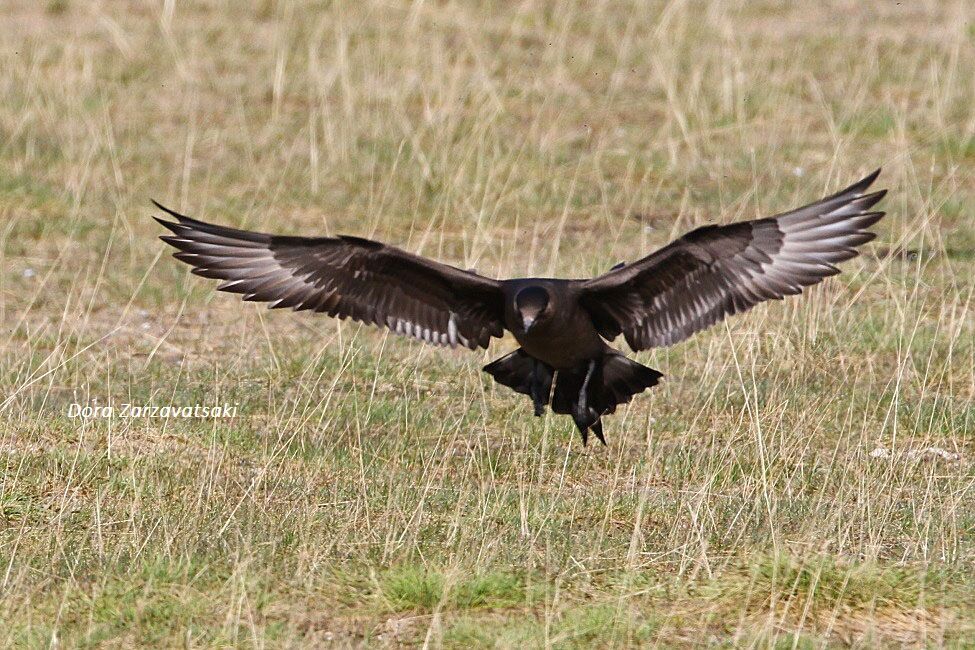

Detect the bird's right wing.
xmin=578 ymin=169 xmax=886 ymax=350
xmin=155 ymin=203 xmax=505 ymax=349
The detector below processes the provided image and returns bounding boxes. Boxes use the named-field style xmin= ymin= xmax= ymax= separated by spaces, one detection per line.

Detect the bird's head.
xmin=515 ymin=286 xmax=551 ymax=333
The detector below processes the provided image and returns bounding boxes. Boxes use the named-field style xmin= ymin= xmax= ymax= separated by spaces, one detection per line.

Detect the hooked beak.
xmin=522 ymin=315 xmax=535 ymax=333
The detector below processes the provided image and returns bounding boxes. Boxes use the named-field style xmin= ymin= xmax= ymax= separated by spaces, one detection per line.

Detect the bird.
xmin=154 ymin=169 xmax=886 ymax=445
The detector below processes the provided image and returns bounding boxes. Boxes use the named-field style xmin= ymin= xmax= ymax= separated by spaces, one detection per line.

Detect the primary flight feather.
xmin=156 ymin=168 xmax=886 ymax=445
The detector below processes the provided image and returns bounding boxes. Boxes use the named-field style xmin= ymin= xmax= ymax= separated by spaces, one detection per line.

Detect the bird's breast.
xmin=512 ymin=315 xmax=606 ymax=370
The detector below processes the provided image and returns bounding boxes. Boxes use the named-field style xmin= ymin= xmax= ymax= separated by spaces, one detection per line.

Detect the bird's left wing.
xmin=155 ymin=202 xmax=505 ymax=349
xmin=577 ymin=169 xmax=886 ymax=350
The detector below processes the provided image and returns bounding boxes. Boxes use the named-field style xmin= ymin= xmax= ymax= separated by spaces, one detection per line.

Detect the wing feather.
xmin=155 ymin=202 xmax=504 ymax=350
xmin=579 ymin=169 xmax=886 ymax=350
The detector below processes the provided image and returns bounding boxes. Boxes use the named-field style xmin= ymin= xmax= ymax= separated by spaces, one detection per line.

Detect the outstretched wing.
xmin=579 ymin=169 xmax=886 ymax=350
xmin=155 ymin=203 xmax=505 ymax=349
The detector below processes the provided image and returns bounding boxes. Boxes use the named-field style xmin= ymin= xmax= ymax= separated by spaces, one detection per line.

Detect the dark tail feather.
xmin=483 ymin=349 xmax=553 ymax=415
xmin=596 ymin=353 xmax=663 ymax=415
xmin=552 ymin=354 xmax=662 ymax=445
xmin=483 ymin=349 xmax=535 ymax=396
xmin=484 ymin=350 xmax=660 ymax=444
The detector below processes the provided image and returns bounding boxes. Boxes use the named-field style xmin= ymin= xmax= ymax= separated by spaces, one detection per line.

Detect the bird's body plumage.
xmin=502 ymin=279 xmax=608 ymax=369
xmin=156 ymin=169 xmax=886 ymax=444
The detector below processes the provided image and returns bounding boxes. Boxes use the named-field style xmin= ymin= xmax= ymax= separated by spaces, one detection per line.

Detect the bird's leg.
xmin=530 ymin=359 xmax=544 ymax=416
xmin=576 ymin=421 xmax=589 ymax=446
xmin=571 ymin=403 xmax=591 ymax=446
xmin=577 ymin=359 xmax=597 ymax=415
xmin=591 ymin=419 xmax=606 ymax=446
xmin=572 ymin=359 xmax=604 ymax=446
xmin=529 ymin=359 xmax=553 ymax=417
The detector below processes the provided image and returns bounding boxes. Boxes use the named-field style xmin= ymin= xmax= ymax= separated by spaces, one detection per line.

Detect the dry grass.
xmin=1 ymin=0 xmax=973 ymax=647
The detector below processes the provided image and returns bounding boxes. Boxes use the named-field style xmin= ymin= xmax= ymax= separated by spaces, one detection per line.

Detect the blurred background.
xmin=1 ymin=1 xmax=972 ymax=646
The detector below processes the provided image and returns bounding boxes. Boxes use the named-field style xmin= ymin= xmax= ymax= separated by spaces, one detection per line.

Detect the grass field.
xmin=1 ymin=0 xmax=974 ymax=647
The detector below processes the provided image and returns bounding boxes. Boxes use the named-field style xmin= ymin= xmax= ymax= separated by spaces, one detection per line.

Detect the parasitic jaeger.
xmin=155 ymin=169 xmax=886 ymax=444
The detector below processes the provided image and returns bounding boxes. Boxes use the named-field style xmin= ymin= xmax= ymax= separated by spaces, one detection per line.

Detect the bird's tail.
xmin=596 ymin=353 xmax=663 ymax=414
xmin=552 ymin=354 xmax=663 ymax=444
xmin=483 ymin=348 xmax=532 ymax=395
xmin=484 ymin=349 xmax=662 ymax=445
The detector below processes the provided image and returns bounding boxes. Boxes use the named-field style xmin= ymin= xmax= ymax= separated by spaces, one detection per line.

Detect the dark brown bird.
xmin=155 ymin=169 xmax=886 ymax=445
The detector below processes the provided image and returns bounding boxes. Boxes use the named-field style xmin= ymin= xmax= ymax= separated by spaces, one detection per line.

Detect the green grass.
xmin=1 ymin=0 xmax=973 ymax=646
xmin=379 ymin=565 xmax=529 ymax=613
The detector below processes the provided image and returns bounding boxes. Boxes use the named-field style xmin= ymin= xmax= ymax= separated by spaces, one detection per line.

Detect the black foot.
xmin=530 ymin=359 xmax=552 ymax=417
xmin=571 ymin=359 xmax=603 ymax=445
xmin=591 ymin=419 xmax=606 ymax=446
xmin=572 ymin=406 xmax=601 ymax=446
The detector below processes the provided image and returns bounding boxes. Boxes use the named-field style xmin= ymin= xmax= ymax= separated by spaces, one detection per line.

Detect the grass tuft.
xmin=0 ymin=0 xmax=972 ymax=645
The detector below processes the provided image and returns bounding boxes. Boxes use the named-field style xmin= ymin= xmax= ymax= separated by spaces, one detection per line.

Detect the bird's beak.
xmin=522 ymin=315 xmax=535 ymax=333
